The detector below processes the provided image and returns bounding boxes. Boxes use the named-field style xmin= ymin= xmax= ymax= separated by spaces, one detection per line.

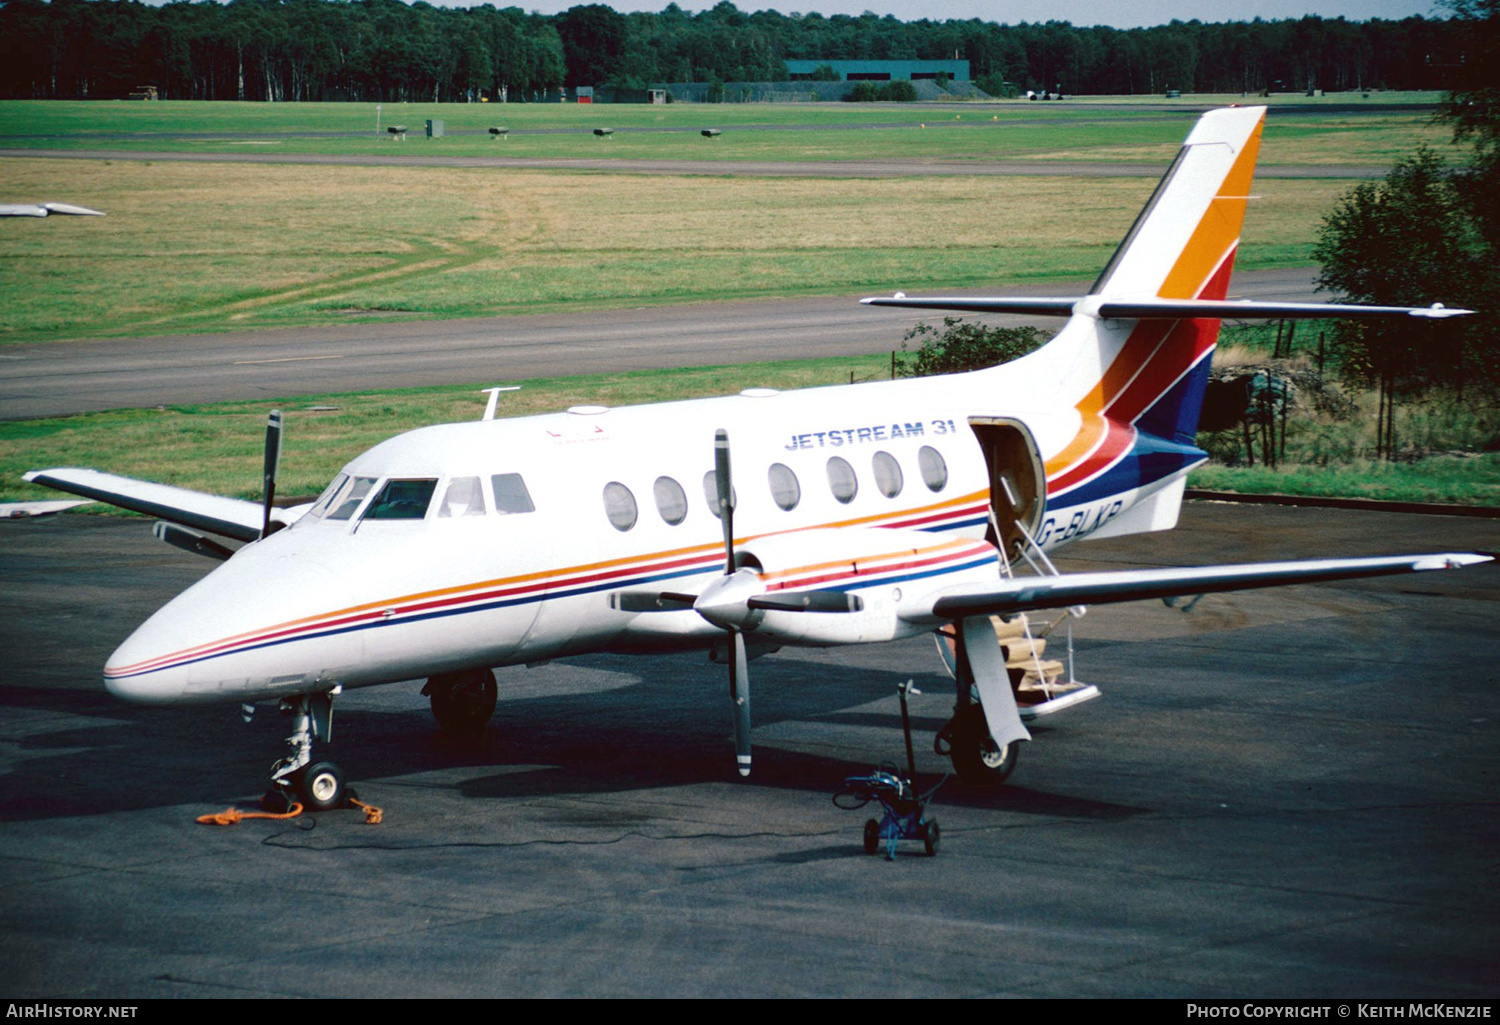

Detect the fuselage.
xmin=102 ymin=347 xmax=1204 ymax=706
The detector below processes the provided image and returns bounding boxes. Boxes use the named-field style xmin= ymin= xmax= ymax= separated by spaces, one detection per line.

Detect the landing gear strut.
xmin=264 ymin=690 xmax=345 ymax=812
xmin=935 ymin=627 xmax=1021 ymax=786
xmin=423 ymin=668 xmax=497 ymax=736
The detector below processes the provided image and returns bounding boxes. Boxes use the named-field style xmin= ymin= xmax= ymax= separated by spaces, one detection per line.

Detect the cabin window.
xmin=306 ymin=473 xmax=349 ymax=520
xmin=491 ymin=473 xmax=536 ymax=514
xmin=653 ymin=476 xmax=688 ymax=525
xmin=872 ymin=451 xmax=903 ymax=498
xmin=363 ymin=479 xmax=437 ymax=520
xmin=826 ymin=456 xmax=858 ymax=504
xmin=768 ymin=463 xmax=800 ymax=511
xmin=918 ymin=446 xmax=948 ymax=492
xmin=701 ymin=471 xmax=737 ymax=519
xmin=327 ymin=476 xmax=378 ymax=520
xmin=438 ymin=476 xmax=486 ymax=518
xmin=603 ymin=481 xmax=638 ymax=532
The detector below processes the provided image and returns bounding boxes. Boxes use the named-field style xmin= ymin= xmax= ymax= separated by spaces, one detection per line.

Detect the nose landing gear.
xmin=263 ymin=690 xmax=346 ymax=812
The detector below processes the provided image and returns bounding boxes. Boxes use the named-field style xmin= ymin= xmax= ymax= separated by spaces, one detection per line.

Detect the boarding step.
xmin=1018 ymin=682 xmax=1101 ymax=721
xmin=990 ymin=613 xmax=1101 ymax=720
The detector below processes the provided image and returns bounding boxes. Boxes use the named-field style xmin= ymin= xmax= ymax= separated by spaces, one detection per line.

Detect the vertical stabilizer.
xmin=1039 ymin=106 xmax=1265 ymax=521
xmin=1090 ymin=105 xmax=1265 ymax=301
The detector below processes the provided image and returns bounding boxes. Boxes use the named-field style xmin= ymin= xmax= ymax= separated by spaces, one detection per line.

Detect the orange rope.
xmin=349 ymin=797 xmax=383 ymax=825
xmin=197 ymin=803 xmax=303 ymax=825
xmin=196 ymin=796 xmax=384 ymax=826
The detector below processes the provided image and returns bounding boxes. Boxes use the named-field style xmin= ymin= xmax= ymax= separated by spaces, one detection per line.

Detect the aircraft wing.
xmin=23 ymin=468 xmax=275 ymax=542
xmin=901 ymin=552 xmax=1492 ymax=625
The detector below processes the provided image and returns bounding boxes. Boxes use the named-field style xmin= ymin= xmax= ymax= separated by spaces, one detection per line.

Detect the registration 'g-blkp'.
xmin=26 ymin=107 xmax=1490 ymax=811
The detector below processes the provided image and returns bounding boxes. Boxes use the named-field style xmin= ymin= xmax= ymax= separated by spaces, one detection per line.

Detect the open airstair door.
xmin=969 ymin=417 xmax=1045 ymax=563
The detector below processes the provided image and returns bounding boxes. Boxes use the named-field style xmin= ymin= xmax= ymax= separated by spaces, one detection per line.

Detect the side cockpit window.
xmin=326 ymin=476 xmax=378 ymax=521
xmin=438 ymin=476 xmax=487 ymax=518
xmin=492 ymin=473 xmax=535 ymax=514
xmin=363 ymin=479 xmax=437 ymax=520
xmin=306 ymin=473 xmax=349 ymax=520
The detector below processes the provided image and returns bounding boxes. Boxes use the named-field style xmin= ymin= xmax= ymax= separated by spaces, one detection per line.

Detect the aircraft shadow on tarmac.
xmin=0 ymin=643 xmax=1147 ymax=824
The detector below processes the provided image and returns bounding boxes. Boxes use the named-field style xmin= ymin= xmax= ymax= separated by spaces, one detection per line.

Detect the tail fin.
xmin=1035 ymin=106 xmax=1265 ymax=520
xmin=1090 ymin=104 xmax=1265 ymax=302
xmin=863 ymin=105 xmax=1462 ymax=536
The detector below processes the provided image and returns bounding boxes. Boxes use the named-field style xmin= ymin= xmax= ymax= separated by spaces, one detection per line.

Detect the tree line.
xmin=0 ymin=0 xmax=1470 ymax=103
xmin=1313 ymin=0 xmax=1500 ymax=458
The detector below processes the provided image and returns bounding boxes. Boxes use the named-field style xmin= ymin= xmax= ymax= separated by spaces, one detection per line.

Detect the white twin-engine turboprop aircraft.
xmin=26 ymin=106 xmax=1490 ymax=812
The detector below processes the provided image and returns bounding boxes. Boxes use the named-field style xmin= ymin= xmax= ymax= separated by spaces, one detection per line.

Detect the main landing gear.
xmin=935 ymin=701 xmax=1018 ymax=785
xmin=422 ymin=668 xmax=497 ymax=736
xmin=263 ymin=690 xmax=346 ymax=813
xmin=933 ymin=626 xmax=1022 ymax=786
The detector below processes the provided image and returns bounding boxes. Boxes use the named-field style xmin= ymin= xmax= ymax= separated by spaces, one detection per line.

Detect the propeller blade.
xmin=728 ymin=628 xmax=751 ymax=777
xmin=261 ymin=409 xmax=283 ymax=540
xmin=748 ymin=590 xmax=865 ymax=613
xmin=609 ymin=591 xmax=698 ymax=612
xmin=714 ymin=428 xmax=734 ymax=575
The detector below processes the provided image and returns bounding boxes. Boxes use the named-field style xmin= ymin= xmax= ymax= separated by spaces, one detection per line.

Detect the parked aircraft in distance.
xmin=25 ymin=106 xmax=1487 ymax=811
xmin=0 ymin=202 xmax=104 ymax=217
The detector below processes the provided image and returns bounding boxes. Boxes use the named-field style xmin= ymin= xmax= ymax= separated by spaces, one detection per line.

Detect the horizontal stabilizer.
xmin=24 ymin=468 xmax=272 ymax=542
xmin=906 ymin=552 xmax=1492 ymax=623
xmin=861 ymin=296 xmax=1473 ymax=321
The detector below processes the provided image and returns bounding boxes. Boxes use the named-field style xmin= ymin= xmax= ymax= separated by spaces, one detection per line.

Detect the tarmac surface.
xmin=1 ymin=503 xmax=1496 ymax=997
xmin=0 ymin=267 xmax=1320 ymax=420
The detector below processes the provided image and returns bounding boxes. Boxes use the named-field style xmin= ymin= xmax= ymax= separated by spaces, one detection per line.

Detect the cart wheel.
xmin=863 ymin=818 xmax=880 ymax=855
xmin=921 ymin=818 xmax=941 ymax=857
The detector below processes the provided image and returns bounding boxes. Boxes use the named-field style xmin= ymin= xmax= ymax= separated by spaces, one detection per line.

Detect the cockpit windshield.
xmin=304 ymin=472 xmax=533 ymax=525
xmin=362 ymin=479 xmax=437 ymax=520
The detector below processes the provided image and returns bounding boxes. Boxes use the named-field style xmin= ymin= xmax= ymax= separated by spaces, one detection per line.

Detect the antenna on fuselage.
xmin=480 ymin=386 xmax=521 ymax=422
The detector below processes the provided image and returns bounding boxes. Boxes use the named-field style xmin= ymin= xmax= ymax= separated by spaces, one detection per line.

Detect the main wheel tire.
xmin=863 ymin=818 xmax=881 ymax=855
xmin=298 ymin=760 xmax=345 ymax=812
xmin=427 ymin=668 xmax=497 ymax=736
xmin=921 ymin=818 xmax=941 ymax=856
xmin=948 ymin=703 xmax=1018 ymax=786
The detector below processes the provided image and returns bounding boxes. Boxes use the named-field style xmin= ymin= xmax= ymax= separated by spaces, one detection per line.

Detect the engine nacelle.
xmin=728 ymin=526 xmax=997 ymax=646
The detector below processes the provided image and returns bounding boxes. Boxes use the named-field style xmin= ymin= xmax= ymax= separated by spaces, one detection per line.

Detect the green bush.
xmin=893 ymin=317 xmax=1047 ymax=376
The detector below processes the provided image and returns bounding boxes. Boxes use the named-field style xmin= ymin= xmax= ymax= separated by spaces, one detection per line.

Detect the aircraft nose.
xmin=100 ymin=535 xmax=353 ymax=705
xmin=104 ymin=623 xmax=191 ymax=704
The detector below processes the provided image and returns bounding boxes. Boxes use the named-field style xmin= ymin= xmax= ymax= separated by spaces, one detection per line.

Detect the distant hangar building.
xmin=784 ymin=59 xmax=970 ymax=82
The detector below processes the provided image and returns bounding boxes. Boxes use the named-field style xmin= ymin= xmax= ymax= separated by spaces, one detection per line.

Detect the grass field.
xmin=0 ymin=161 xmax=1346 ymax=344
xmin=0 ymin=97 xmax=1451 ymax=165
xmin=0 ymin=99 xmax=1457 ymax=345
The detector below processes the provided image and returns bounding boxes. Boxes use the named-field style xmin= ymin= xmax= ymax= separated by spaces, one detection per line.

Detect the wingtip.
xmin=1412 ymin=552 xmax=1495 ymax=571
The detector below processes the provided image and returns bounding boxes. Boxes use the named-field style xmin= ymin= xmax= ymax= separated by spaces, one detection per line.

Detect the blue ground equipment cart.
xmin=834 ymin=680 xmax=944 ymax=859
